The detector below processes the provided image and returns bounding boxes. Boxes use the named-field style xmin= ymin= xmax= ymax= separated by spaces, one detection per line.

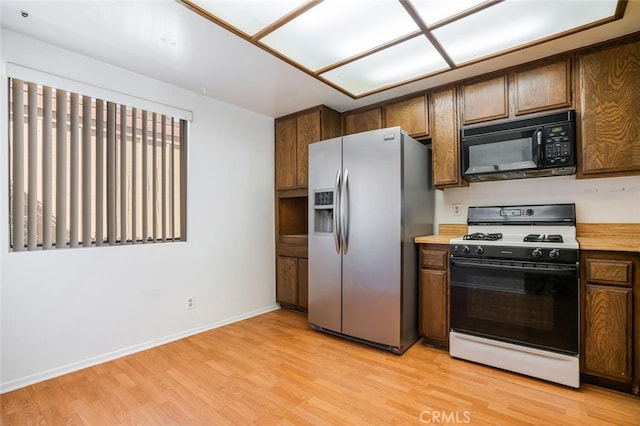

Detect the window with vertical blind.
xmin=8 ymin=77 xmax=188 ymax=251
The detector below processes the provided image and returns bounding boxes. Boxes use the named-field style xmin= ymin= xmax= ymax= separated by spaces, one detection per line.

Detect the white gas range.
xmin=448 ymin=204 xmax=580 ymax=388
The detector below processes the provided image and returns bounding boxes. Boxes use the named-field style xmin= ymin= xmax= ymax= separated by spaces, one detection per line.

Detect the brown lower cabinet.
xmin=580 ymin=250 xmax=640 ymax=395
xmin=276 ymin=255 xmax=308 ymax=311
xmin=418 ymin=244 xmax=450 ymax=349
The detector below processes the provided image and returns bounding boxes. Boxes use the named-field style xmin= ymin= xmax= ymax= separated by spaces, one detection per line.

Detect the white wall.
xmin=435 ymin=174 xmax=640 ymax=228
xmin=0 ymin=30 xmax=277 ymax=392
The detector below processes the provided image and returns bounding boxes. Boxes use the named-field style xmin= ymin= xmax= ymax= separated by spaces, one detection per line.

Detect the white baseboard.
xmin=0 ymin=304 xmax=280 ymax=394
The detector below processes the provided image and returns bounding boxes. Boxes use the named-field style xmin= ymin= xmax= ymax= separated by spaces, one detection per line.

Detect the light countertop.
xmin=414 ymin=224 xmax=467 ymax=245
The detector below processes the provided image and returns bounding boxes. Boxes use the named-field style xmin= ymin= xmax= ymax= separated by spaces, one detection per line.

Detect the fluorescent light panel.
xmin=320 ymin=35 xmax=449 ymax=95
xmin=185 ymin=0 xmax=623 ymax=98
xmin=193 ymin=0 xmax=307 ymax=36
xmin=433 ymin=0 xmax=620 ymax=64
xmin=261 ymin=0 xmax=420 ymax=71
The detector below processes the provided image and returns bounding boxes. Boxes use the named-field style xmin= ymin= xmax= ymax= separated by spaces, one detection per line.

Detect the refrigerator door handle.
xmin=333 ymin=168 xmax=342 ymax=254
xmin=341 ymin=168 xmax=349 ymax=255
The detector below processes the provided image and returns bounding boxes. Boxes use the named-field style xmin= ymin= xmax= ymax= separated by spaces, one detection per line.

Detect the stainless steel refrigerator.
xmin=308 ymin=127 xmax=433 ymax=354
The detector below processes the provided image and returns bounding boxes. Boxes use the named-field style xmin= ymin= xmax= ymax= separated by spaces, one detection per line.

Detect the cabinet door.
xmin=419 ymin=269 xmax=449 ymax=343
xmin=432 ymin=87 xmax=464 ymax=188
xmin=275 ymin=117 xmax=296 ymax=190
xmin=515 ymin=58 xmax=571 ymax=115
xmin=276 ymin=256 xmax=298 ymax=305
xmin=578 ymin=40 xmax=640 ymax=177
xmin=461 ymin=75 xmax=508 ymax=124
xmin=383 ymin=95 xmax=429 ymax=137
xmin=296 ymin=111 xmax=321 ymax=188
xmin=343 ymin=108 xmax=382 ymax=135
xmin=583 ymin=284 xmax=633 ymax=382
xmin=298 ymin=258 xmax=308 ymax=310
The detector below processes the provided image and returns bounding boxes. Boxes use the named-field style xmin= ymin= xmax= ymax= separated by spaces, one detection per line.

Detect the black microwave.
xmin=460 ymin=110 xmax=576 ymax=182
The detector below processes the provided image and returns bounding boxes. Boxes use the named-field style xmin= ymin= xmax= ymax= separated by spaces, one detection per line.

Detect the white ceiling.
xmin=1 ymin=0 xmax=639 ymax=119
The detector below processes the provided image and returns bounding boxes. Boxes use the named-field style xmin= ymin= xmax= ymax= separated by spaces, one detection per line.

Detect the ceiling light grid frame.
xmin=180 ymin=0 xmax=626 ymax=99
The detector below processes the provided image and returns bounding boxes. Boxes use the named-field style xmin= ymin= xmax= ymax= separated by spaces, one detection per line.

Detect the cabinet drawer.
xmin=420 ymin=247 xmax=448 ymax=269
xmin=586 ymin=259 xmax=633 ymax=287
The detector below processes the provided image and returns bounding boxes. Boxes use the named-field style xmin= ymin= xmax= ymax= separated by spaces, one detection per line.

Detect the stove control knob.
xmin=526 ymin=208 xmax=534 ymax=216
xmin=532 ymin=248 xmax=543 ymax=258
xmin=549 ymin=249 xmax=560 ymax=259
xmin=475 ymin=246 xmax=484 ymax=255
xmin=462 ymin=246 xmax=471 ymax=254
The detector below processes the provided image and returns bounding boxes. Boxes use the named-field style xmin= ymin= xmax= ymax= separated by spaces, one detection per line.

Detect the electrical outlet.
xmin=186 ymin=296 xmax=195 ymax=310
xmin=453 ymin=204 xmax=461 ymax=216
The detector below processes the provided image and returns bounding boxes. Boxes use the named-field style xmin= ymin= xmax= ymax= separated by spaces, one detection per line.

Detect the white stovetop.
xmin=450 ymin=225 xmax=579 ymax=249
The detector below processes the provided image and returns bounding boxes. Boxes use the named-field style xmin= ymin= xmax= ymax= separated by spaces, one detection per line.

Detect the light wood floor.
xmin=2 ymin=309 xmax=639 ymax=425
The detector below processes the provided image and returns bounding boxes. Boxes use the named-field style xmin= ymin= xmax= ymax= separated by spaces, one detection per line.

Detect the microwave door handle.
xmin=535 ymin=128 xmax=543 ymax=168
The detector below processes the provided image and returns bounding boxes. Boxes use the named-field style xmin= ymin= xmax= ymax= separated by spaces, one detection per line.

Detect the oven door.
xmin=450 ymin=257 xmax=578 ymax=355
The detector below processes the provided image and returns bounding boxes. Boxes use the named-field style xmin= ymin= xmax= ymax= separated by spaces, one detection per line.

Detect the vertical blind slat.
xmin=82 ymin=95 xmax=92 ymax=247
xmin=107 ymin=102 xmax=116 ymax=245
xmin=120 ymin=104 xmax=127 ymax=244
xmin=11 ymin=79 xmax=25 ymax=251
xmin=180 ymin=119 xmax=188 ymax=240
xmin=152 ymin=113 xmax=157 ymax=242
xmin=56 ymin=89 xmax=67 ymax=248
xmin=169 ymin=118 xmax=175 ymax=240
xmin=69 ymin=93 xmax=79 ymax=247
xmin=142 ymin=110 xmax=148 ymax=243
xmin=161 ymin=115 xmax=167 ymax=241
xmin=42 ymin=86 xmax=53 ymax=250
xmin=131 ymin=108 xmax=137 ymax=244
xmin=96 ymin=99 xmax=105 ymax=246
xmin=27 ymin=82 xmax=38 ymax=249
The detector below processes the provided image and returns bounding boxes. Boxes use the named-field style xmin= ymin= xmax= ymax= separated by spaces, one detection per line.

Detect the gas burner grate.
xmin=523 ymin=234 xmax=564 ymax=243
xmin=463 ymin=232 xmax=503 ymax=241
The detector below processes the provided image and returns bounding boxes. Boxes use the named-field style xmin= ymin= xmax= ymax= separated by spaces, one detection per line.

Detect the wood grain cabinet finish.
xmin=343 ymin=108 xmax=382 ymax=135
xmin=274 ymin=105 xmax=340 ymax=312
xmin=461 ymin=75 xmax=508 ymax=125
xmin=276 ymin=256 xmax=309 ymax=309
xmin=580 ymin=250 xmax=640 ymax=395
xmin=584 ymin=284 xmax=633 ymax=382
xmin=514 ymin=59 xmax=571 ymax=115
xmin=432 ymin=87 xmax=465 ymax=188
xmin=383 ymin=94 xmax=429 ymax=138
xmin=419 ymin=244 xmax=450 ymax=348
xmin=275 ymin=117 xmax=297 ymax=190
xmin=275 ymin=106 xmax=341 ymax=191
xmin=578 ymin=39 xmax=640 ymax=177
xmin=586 ymin=259 xmax=633 ymax=286
xmin=276 ymin=256 xmax=298 ymax=306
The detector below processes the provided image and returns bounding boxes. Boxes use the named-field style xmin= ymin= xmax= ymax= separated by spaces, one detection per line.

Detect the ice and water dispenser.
xmin=313 ymin=190 xmax=334 ymax=234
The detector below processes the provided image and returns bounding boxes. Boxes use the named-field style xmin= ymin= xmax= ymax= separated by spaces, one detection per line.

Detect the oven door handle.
xmin=450 ymin=258 xmax=578 ymax=273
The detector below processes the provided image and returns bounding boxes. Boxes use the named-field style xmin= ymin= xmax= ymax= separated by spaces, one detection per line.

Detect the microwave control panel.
xmin=542 ymin=123 xmax=574 ymax=167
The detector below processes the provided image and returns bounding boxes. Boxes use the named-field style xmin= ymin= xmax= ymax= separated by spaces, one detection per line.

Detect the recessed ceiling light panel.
xmin=432 ymin=0 xmax=619 ymax=64
xmin=320 ymin=35 xmax=449 ymax=96
xmin=411 ymin=0 xmax=488 ymax=26
xmin=260 ymin=0 xmax=420 ymax=71
xmin=193 ymin=0 xmax=308 ymax=36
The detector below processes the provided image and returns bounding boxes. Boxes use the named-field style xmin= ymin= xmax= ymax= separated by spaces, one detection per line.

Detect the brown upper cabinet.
xmin=382 ymin=94 xmax=430 ymax=138
xmin=275 ymin=105 xmax=341 ymax=190
xmin=431 ymin=86 xmax=466 ymax=188
xmin=461 ymin=75 xmax=508 ymax=125
xmin=460 ymin=58 xmax=572 ymax=125
xmin=343 ymin=107 xmax=382 ymax=135
xmin=577 ymin=38 xmax=640 ymax=178
xmin=515 ymin=58 xmax=572 ymax=115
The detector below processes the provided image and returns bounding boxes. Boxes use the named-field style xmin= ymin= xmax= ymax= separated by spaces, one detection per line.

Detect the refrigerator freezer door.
xmin=308 ymin=137 xmax=343 ymax=333
xmin=341 ymin=128 xmax=402 ymax=347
